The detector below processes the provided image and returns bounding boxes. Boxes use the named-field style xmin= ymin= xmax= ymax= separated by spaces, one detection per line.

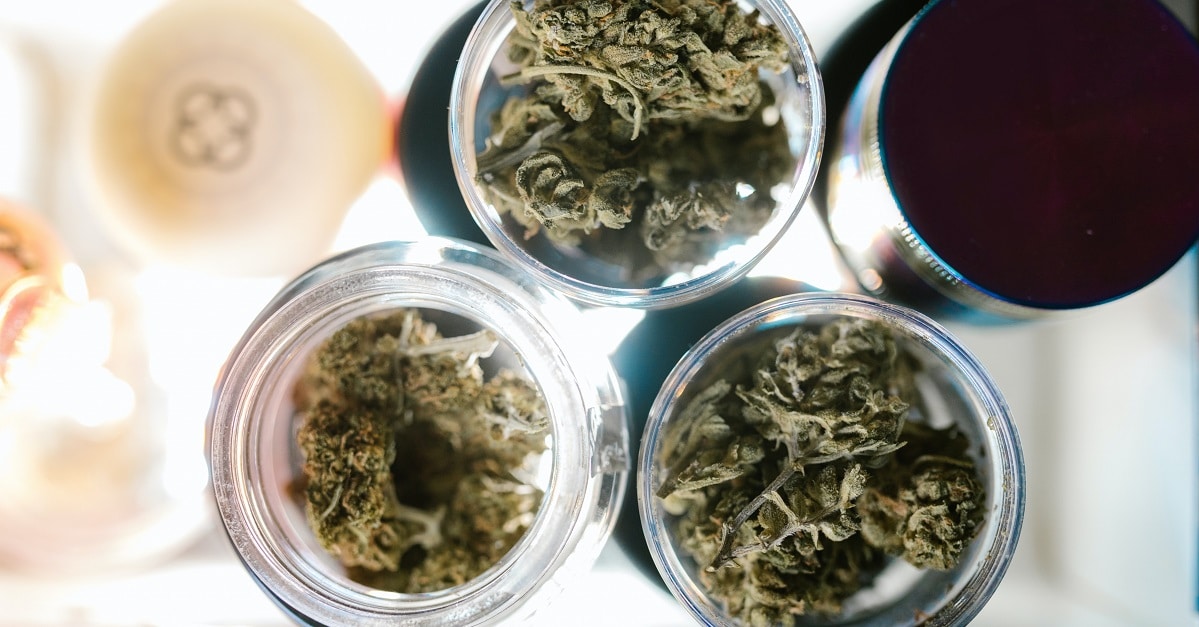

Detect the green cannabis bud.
xmin=857 ymin=423 xmax=985 ymax=571
xmin=658 ymin=319 xmax=986 ymax=624
xmin=293 ymin=309 xmax=549 ymax=592
xmin=476 ymin=0 xmax=797 ymax=276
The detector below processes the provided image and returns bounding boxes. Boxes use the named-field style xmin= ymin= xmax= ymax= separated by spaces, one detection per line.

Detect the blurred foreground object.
xmin=0 ymin=200 xmax=207 ymax=573
xmin=86 ymin=0 xmax=389 ymax=277
xmin=1 ymin=200 xmax=85 ymax=401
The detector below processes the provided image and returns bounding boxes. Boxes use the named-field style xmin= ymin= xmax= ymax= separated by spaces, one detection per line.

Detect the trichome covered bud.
xmin=293 ymin=309 xmax=549 ymax=592
xmin=659 ymin=318 xmax=986 ymax=624
xmin=476 ymin=0 xmax=798 ymax=276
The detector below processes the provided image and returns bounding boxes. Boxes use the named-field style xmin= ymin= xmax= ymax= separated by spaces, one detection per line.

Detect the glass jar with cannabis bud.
xmin=450 ymin=0 xmax=825 ymax=308
xmin=638 ymin=293 xmax=1025 ymax=625
xmin=207 ymin=238 xmax=628 ymax=626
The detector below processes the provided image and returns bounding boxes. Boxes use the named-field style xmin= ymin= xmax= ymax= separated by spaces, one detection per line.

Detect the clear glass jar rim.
xmin=448 ymin=0 xmax=828 ymax=309
xmin=208 ymin=238 xmax=629 ymax=625
xmin=637 ymin=291 xmax=1026 ymax=625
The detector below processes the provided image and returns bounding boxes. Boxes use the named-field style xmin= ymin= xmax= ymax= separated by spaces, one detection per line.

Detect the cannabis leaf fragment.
xmin=657 ymin=380 xmax=764 ymax=497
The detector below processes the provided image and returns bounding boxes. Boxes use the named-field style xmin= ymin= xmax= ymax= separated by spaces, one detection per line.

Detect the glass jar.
xmin=824 ymin=0 xmax=1199 ymax=321
xmin=207 ymin=238 xmax=628 ymax=625
xmin=449 ymin=0 xmax=825 ymax=308
xmin=638 ymin=292 xmax=1024 ymax=625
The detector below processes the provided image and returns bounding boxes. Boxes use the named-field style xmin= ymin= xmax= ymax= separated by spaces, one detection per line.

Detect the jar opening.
xmin=451 ymin=0 xmax=825 ymax=308
xmin=210 ymin=239 xmax=629 ymax=625
xmin=259 ymin=306 xmax=554 ymax=598
xmin=641 ymin=294 xmax=1023 ymax=625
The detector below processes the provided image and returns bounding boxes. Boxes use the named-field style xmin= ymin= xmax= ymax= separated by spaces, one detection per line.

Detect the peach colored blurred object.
xmin=0 ymin=200 xmax=76 ymax=393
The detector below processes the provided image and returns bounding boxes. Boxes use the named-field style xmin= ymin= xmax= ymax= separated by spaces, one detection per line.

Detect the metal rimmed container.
xmin=449 ymin=0 xmax=825 ymax=308
xmin=638 ymin=292 xmax=1024 ymax=625
xmin=207 ymin=238 xmax=628 ymax=625
xmin=824 ymin=0 xmax=1199 ymax=321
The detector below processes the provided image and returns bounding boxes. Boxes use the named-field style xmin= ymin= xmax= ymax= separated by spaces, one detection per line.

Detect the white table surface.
xmin=0 ymin=1 xmax=1195 ymax=625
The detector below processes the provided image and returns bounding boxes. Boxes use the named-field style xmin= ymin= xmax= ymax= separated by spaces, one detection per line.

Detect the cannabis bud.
xmin=292 ymin=309 xmax=549 ymax=592
xmin=657 ymin=318 xmax=986 ymax=624
xmin=475 ymin=0 xmax=798 ymax=277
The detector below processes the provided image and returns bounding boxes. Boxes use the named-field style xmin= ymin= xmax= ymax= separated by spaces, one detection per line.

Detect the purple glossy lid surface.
xmin=880 ymin=0 xmax=1199 ymax=308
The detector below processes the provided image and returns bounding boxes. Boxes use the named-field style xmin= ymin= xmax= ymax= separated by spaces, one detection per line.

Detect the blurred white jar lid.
xmin=87 ymin=0 xmax=390 ymax=277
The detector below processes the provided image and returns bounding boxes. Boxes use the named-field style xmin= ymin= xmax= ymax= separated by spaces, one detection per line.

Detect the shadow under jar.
xmin=450 ymin=0 xmax=825 ymax=309
xmin=824 ymin=0 xmax=1199 ymax=322
xmin=639 ymin=293 xmax=1024 ymax=626
xmin=207 ymin=238 xmax=628 ymax=626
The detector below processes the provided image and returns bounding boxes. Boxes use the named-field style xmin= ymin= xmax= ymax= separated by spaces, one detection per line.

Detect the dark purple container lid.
xmin=880 ymin=0 xmax=1199 ymax=309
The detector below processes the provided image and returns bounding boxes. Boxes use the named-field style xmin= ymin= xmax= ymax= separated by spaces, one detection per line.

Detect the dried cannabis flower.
xmin=293 ymin=309 xmax=549 ymax=592
xmin=658 ymin=318 xmax=986 ymax=624
xmin=475 ymin=0 xmax=797 ymax=276
xmin=857 ymin=423 xmax=984 ymax=571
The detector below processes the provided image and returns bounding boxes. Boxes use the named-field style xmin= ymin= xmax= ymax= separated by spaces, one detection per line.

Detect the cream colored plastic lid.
xmin=88 ymin=0 xmax=389 ymax=277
